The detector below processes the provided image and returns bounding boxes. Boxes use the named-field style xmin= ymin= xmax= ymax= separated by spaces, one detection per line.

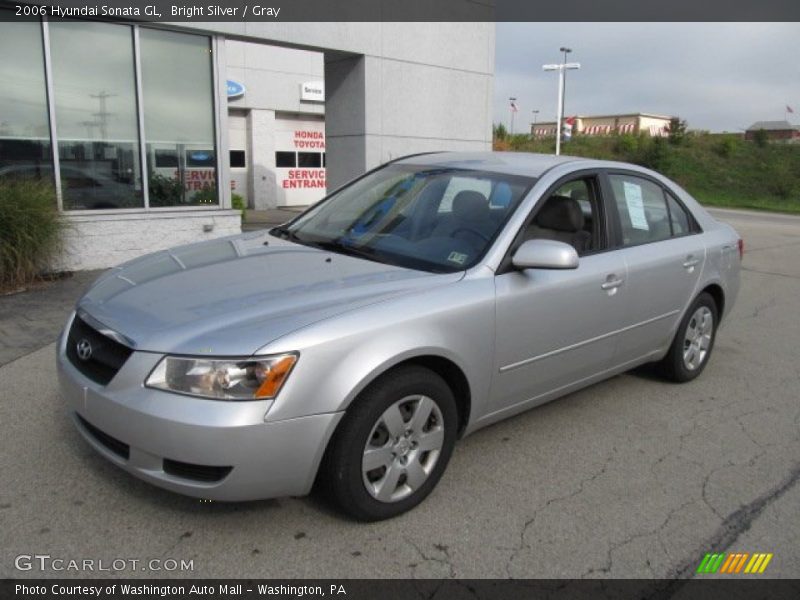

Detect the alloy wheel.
xmin=361 ymin=395 xmax=445 ymax=503
xmin=683 ymin=306 xmax=713 ymax=371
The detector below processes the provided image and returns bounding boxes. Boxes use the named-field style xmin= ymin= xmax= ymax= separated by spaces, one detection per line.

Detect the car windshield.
xmin=272 ymin=164 xmax=535 ymax=273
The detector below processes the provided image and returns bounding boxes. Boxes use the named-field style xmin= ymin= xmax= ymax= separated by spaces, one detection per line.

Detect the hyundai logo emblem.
xmin=76 ymin=339 xmax=93 ymax=361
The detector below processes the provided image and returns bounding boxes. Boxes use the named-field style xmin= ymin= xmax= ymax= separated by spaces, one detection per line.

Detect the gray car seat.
xmin=432 ymin=191 xmax=495 ymax=244
xmin=525 ymin=195 xmax=591 ymax=253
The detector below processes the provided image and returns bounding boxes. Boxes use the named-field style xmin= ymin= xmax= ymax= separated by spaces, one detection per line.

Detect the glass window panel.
xmin=230 ymin=150 xmax=245 ymax=168
xmin=154 ymin=149 xmax=178 ymax=168
xmin=0 ymin=15 xmax=53 ymax=186
xmin=608 ymin=174 xmax=672 ymax=246
xmin=298 ymin=152 xmax=321 ymax=168
xmin=140 ymin=29 xmax=217 ymax=207
xmin=49 ymin=20 xmax=142 ymax=210
xmin=666 ymin=193 xmax=692 ymax=236
xmin=275 ymin=151 xmax=296 ymax=168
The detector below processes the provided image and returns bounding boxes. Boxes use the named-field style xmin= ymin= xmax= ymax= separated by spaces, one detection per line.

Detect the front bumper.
xmin=56 ymin=316 xmax=343 ymax=501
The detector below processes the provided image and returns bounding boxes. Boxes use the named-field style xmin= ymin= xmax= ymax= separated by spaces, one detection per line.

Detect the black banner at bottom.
xmin=3 ymin=579 xmax=800 ymax=600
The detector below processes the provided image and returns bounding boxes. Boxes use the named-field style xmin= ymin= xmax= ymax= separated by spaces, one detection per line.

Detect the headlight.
xmin=145 ymin=353 xmax=297 ymax=401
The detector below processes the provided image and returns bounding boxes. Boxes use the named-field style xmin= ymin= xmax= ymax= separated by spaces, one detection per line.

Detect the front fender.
xmin=259 ymin=277 xmax=496 ymax=426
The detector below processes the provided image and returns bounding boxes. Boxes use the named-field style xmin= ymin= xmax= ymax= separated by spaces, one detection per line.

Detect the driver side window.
xmin=522 ymin=177 xmax=604 ymax=256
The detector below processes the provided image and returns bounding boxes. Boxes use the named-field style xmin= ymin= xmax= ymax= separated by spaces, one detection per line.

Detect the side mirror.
xmin=512 ymin=239 xmax=579 ymax=270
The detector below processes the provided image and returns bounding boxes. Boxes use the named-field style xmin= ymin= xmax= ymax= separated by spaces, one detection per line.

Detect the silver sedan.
xmin=57 ymin=152 xmax=741 ymax=520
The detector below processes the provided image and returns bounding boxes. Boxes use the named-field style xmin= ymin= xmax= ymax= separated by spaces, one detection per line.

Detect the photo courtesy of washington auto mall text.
xmin=13 ymin=584 xmax=346 ymax=598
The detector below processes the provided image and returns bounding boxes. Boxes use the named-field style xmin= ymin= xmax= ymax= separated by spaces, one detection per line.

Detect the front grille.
xmin=76 ymin=414 xmax=130 ymax=460
xmin=66 ymin=315 xmax=133 ymax=385
xmin=163 ymin=459 xmax=233 ymax=483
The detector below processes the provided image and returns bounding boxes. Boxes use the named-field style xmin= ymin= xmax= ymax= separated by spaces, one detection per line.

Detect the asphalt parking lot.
xmin=1 ymin=208 xmax=798 ymax=580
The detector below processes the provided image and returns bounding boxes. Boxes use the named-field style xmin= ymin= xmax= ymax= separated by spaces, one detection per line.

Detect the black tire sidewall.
xmin=322 ymin=365 xmax=458 ymax=521
xmin=667 ymin=292 xmax=719 ymax=382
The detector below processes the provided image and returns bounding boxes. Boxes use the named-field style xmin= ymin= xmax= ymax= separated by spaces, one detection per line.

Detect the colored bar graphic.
xmin=699 ymin=552 xmax=773 ymax=574
xmin=758 ymin=553 xmax=773 ymax=573
xmin=719 ymin=553 xmax=736 ymax=573
xmin=696 ymin=553 xmax=712 ymax=573
xmin=696 ymin=553 xmax=726 ymax=574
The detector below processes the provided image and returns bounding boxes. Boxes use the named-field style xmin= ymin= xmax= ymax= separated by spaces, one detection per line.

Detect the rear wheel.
xmin=658 ymin=292 xmax=718 ymax=382
xmin=318 ymin=365 xmax=457 ymax=521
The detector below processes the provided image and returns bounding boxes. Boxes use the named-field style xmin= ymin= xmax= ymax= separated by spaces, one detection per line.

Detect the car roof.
xmin=391 ymin=151 xmax=597 ymax=178
xmin=395 ymin=152 xmax=586 ymax=177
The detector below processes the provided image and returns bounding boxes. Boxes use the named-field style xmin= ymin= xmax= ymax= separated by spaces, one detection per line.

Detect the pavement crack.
xmin=700 ymin=471 xmax=724 ymax=520
xmin=740 ymin=266 xmax=800 ymax=281
xmin=505 ymin=447 xmax=617 ymax=578
xmin=642 ymin=462 xmax=800 ymax=599
xmin=405 ymin=538 xmax=456 ymax=579
xmin=742 ymin=298 xmax=776 ymax=320
xmin=582 ymin=498 xmax=695 ymax=578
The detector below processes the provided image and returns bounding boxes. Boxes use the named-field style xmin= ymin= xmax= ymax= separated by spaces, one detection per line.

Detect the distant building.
xmin=744 ymin=121 xmax=800 ymax=142
xmin=532 ymin=112 xmax=672 ymax=138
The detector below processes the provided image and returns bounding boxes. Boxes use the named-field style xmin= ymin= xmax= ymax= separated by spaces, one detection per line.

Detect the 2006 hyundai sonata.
xmin=57 ymin=152 xmax=741 ymax=520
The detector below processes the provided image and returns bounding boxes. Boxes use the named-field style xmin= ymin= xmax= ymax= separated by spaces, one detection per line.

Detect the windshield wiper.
xmin=271 ymin=228 xmax=382 ymax=263
xmin=270 ymin=225 xmax=301 ymax=242
xmin=306 ymin=239 xmax=381 ymax=263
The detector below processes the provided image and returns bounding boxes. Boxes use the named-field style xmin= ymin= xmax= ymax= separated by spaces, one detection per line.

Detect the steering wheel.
xmin=451 ymin=227 xmax=490 ymax=244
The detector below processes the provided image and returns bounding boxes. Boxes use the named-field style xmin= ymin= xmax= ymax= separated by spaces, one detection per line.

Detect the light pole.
xmin=543 ymin=61 xmax=580 ymax=156
xmin=559 ymin=47 xmax=572 ymax=122
xmin=531 ymin=109 xmax=539 ymax=137
xmin=509 ymin=97 xmax=518 ymax=134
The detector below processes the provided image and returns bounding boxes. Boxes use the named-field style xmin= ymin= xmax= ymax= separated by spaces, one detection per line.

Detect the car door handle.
xmin=601 ymin=277 xmax=624 ymax=290
xmin=682 ymin=257 xmax=700 ymax=268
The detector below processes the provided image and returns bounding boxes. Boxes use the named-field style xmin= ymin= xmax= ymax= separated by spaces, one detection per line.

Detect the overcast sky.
xmin=494 ymin=22 xmax=800 ymax=133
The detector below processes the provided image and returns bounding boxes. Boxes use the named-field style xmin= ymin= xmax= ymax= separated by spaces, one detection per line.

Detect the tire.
xmin=657 ymin=292 xmax=718 ymax=383
xmin=317 ymin=365 xmax=458 ymax=521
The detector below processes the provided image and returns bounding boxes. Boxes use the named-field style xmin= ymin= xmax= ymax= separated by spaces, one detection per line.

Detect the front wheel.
xmin=317 ymin=365 xmax=458 ymax=521
xmin=658 ymin=292 xmax=718 ymax=382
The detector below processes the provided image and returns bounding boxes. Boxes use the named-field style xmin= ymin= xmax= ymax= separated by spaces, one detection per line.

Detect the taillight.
xmin=737 ymin=238 xmax=744 ymax=260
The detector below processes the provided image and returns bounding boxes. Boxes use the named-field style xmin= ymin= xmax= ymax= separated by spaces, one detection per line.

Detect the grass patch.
xmin=0 ymin=179 xmax=64 ymax=292
xmin=496 ymin=132 xmax=800 ymax=213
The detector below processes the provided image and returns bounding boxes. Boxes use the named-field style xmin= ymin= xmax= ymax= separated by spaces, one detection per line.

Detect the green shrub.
xmin=752 ymin=129 xmax=769 ymax=148
xmin=192 ymin=185 xmax=218 ymax=205
xmin=147 ymin=172 xmax=183 ymax=206
xmin=231 ymin=193 xmax=246 ymax=222
xmin=666 ymin=117 xmax=689 ymax=146
xmin=714 ymin=136 xmax=739 ymax=158
xmin=613 ymin=134 xmax=638 ymax=158
xmin=0 ymin=179 xmax=64 ymax=291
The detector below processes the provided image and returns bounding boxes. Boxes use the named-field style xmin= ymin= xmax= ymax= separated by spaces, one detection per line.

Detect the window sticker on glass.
xmin=447 ymin=251 xmax=468 ymax=265
xmin=623 ymin=181 xmax=649 ymax=231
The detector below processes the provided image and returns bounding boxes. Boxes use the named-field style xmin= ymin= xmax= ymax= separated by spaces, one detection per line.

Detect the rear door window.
xmin=608 ymin=174 xmax=672 ymax=246
xmin=666 ymin=193 xmax=692 ymax=236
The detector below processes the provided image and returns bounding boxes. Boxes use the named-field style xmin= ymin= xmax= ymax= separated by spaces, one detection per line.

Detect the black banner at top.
xmin=1 ymin=0 xmax=799 ymax=22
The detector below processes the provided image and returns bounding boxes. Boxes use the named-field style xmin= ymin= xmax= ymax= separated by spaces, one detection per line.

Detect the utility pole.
xmin=559 ymin=47 xmax=572 ymax=121
xmin=543 ymin=62 xmax=580 ymax=156
xmin=89 ymin=90 xmax=116 ymax=141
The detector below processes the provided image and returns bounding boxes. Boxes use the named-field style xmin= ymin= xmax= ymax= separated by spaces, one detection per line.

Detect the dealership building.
xmin=532 ymin=113 xmax=672 ymax=138
xmin=0 ymin=7 xmax=494 ymax=270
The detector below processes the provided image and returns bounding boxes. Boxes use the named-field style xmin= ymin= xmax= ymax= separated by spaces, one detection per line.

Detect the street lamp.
xmin=543 ymin=61 xmax=580 ymax=156
xmin=559 ymin=47 xmax=572 ymax=120
xmin=509 ymin=97 xmax=518 ymax=134
xmin=531 ymin=109 xmax=539 ymax=136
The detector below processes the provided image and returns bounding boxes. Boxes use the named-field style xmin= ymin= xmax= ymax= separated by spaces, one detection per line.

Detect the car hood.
xmin=77 ymin=231 xmax=463 ymax=355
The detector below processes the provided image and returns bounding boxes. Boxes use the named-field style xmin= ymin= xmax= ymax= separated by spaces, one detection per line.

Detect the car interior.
xmin=521 ymin=179 xmax=601 ymax=255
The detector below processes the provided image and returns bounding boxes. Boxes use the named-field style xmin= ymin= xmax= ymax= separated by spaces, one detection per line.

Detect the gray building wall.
xmin=224 ymin=42 xmax=325 ymax=208
xmin=181 ymin=21 xmax=495 ymax=191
